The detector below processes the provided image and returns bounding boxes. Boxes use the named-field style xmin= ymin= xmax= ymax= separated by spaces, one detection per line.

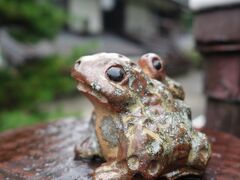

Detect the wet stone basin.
xmin=0 ymin=118 xmax=239 ymax=179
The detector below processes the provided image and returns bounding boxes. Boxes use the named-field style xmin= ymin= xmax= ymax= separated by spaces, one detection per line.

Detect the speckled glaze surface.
xmin=71 ymin=53 xmax=211 ymax=180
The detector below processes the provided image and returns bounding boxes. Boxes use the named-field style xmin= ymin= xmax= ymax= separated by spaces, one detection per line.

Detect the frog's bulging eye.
xmin=152 ymin=57 xmax=163 ymax=70
xmin=106 ymin=66 xmax=125 ymax=82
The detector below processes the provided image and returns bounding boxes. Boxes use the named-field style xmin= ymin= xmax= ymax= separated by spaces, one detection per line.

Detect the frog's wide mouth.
xmin=71 ymin=68 xmax=108 ymax=105
xmin=71 ymin=68 xmax=91 ymax=92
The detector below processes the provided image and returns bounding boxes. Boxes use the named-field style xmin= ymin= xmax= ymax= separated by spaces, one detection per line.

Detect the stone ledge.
xmin=0 ymin=118 xmax=240 ymax=179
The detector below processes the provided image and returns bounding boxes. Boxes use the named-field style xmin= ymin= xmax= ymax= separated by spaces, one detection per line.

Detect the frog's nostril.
xmin=76 ymin=60 xmax=81 ymax=66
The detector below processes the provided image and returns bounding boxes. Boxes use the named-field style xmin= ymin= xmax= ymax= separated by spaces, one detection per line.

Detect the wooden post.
xmin=192 ymin=4 xmax=240 ymax=137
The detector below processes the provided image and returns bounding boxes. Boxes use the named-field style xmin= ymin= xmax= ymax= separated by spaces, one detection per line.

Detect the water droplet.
xmin=23 ymin=167 xmax=32 ymax=171
xmin=36 ymin=168 xmax=42 ymax=172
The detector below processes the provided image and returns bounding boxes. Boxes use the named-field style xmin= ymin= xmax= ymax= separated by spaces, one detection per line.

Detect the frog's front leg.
xmin=74 ymin=130 xmax=101 ymax=159
xmin=93 ymin=161 xmax=133 ymax=180
xmin=75 ymin=112 xmax=102 ymax=159
xmin=188 ymin=132 xmax=211 ymax=169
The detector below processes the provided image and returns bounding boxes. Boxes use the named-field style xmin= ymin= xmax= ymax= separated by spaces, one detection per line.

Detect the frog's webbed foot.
xmin=93 ymin=161 xmax=132 ymax=180
xmin=75 ymin=131 xmax=102 ymax=159
xmin=75 ymin=112 xmax=102 ymax=159
xmin=164 ymin=167 xmax=203 ymax=180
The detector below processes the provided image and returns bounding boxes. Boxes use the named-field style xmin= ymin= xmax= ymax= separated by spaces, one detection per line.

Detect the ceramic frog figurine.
xmin=138 ymin=53 xmax=185 ymax=101
xmin=71 ymin=53 xmax=211 ymax=180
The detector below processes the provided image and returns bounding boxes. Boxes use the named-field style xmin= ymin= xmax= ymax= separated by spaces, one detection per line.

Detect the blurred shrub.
xmin=0 ymin=110 xmax=44 ymax=131
xmin=0 ymin=43 xmax=96 ymax=110
xmin=185 ymin=50 xmax=203 ymax=68
xmin=0 ymin=0 xmax=65 ymax=43
xmin=181 ymin=10 xmax=193 ymax=31
xmin=0 ymin=56 xmax=74 ymax=109
xmin=0 ymin=44 xmax=96 ymax=131
xmin=0 ymin=109 xmax=80 ymax=132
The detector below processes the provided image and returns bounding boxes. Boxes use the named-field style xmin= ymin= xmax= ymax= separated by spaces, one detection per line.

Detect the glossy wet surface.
xmin=0 ymin=118 xmax=239 ymax=179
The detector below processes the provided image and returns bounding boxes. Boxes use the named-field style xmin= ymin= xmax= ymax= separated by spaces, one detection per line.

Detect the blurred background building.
xmin=1 ymin=0 xmax=192 ymax=73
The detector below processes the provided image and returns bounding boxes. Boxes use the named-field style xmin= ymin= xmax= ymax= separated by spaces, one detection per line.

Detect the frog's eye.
xmin=130 ymin=62 xmax=136 ymax=67
xmin=106 ymin=66 xmax=125 ymax=82
xmin=152 ymin=57 xmax=163 ymax=71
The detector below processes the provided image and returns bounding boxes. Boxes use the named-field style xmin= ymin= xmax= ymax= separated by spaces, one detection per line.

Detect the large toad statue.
xmin=71 ymin=53 xmax=211 ymax=180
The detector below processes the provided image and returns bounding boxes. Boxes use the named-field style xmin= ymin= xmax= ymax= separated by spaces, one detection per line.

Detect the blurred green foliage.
xmin=181 ymin=10 xmax=193 ymax=31
xmin=0 ymin=110 xmax=46 ymax=131
xmin=0 ymin=55 xmax=74 ymax=109
xmin=0 ymin=43 xmax=97 ymax=132
xmin=0 ymin=0 xmax=65 ymax=43
xmin=186 ymin=50 xmax=203 ymax=68
xmin=0 ymin=108 xmax=80 ymax=132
